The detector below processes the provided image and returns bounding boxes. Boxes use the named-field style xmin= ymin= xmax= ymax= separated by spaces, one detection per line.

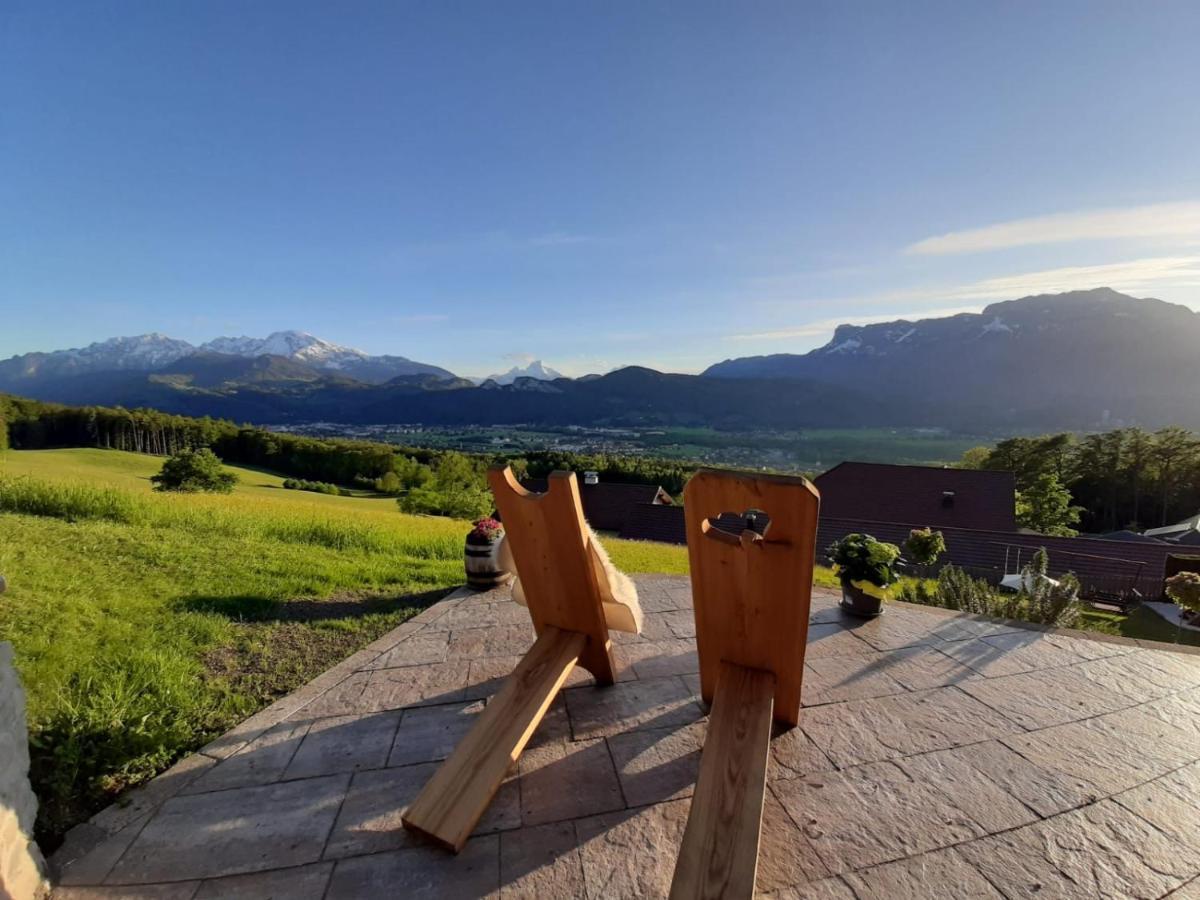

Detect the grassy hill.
xmin=0 ymin=448 xmax=687 ymax=845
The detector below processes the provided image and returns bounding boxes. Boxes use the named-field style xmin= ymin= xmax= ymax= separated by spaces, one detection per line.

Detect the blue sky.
xmin=3 ymin=1 xmax=1199 ymax=378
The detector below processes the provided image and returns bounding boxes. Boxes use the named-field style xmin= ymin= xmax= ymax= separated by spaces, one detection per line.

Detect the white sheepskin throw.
xmin=497 ymin=525 xmax=643 ymax=634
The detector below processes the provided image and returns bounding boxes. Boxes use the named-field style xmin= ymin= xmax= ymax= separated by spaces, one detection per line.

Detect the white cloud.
xmin=952 ymin=255 xmax=1200 ymax=300
xmin=907 ymin=201 xmax=1200 ymax=255
xmin=501 ymin=351 xmax=537 ymax=365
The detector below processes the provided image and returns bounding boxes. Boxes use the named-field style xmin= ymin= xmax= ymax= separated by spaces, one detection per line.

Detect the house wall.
xmin=0 ymin=642 xmax=46 ymax=900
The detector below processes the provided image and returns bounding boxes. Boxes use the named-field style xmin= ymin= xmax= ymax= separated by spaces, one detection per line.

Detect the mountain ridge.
xmin=0 ymin=329 xmax=454 ymax=387
xmin=4 ymin=289 xmax=1199 ymax=430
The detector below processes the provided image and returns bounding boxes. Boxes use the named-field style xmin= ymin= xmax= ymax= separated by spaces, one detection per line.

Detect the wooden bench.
xmin=401 ymin=466 xmax=626 ymax=852
xmin=670 ymin=469 xmax=819 ymax=900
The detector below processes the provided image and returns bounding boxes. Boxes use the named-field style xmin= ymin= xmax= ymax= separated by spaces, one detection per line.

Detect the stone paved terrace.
xmin=50 ymin=576 xmax=1200 ymax=899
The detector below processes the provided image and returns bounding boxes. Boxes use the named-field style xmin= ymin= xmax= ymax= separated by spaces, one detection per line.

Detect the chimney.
xmin=583 ymin=471 xmax=599 ymax=486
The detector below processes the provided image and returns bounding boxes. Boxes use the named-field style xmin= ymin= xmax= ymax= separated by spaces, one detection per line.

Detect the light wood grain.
xmin=669 ymin=661 xmax=776 ymax=900
xmin=401 ymin=626 xmax=586 ymax=852
xmin=488 ymin=466 xmax=616 ymax=684
xmin=682 ymin=468 xmax=819 ymax=727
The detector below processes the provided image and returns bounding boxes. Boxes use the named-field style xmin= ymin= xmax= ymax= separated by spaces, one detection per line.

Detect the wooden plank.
xmin=683 ymin=469 xmax=819 ymax=726
xmin=669 ymin=661 xmax=776 ymax=900
xmin=401 ymin=626 xmax=586 ymax=852
xmin=489 ymin=466 xmax=616 ymax=683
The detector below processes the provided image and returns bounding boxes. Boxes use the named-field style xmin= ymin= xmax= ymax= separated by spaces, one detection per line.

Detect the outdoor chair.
xmin=669 ymin=469 xmax=820 ymax=900
xmin=401 ymin=465 xmax=642 ymax=852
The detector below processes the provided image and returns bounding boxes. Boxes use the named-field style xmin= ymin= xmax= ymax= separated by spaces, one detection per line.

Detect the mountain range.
xmin=0 ymin=330 xmax=454 ymax=387
xmin=481 ymin=360 xmax=564 ymax=385
xmin=3 ymin=289 xmax=1199 ymax=431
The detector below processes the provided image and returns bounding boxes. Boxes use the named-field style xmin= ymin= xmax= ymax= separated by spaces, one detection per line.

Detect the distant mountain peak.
xmin=200 ymin=330 xmax=368 ymax=366
xmin=482 ymin=360 xmax=565 ymax=385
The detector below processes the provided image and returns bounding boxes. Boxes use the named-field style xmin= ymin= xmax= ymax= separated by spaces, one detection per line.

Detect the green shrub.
xmin=899 ymin=548 xmax=1082 ymax=628
xmin=282 ymin=478 xmax=349 ymax=496
xmin=151 ymin=448 xmax=237 ymax=494
xmin=904 ymin=527 xmax=946 ymax=567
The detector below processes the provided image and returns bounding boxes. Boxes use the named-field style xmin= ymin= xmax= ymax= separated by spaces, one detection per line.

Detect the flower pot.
xmin=464 ymin=539 xmax=509 ymax=590
xmin=840 ymin=580 xmax=883 ymax=618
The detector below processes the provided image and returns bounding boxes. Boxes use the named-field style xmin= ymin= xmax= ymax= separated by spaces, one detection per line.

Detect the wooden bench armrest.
xmin=669 ymin=660 xmax=776 ymax=900
xmin=402 ymin=626 xmax=586 ymax=852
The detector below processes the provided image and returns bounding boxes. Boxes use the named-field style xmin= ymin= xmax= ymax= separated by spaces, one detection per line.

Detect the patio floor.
xmin=51 ymin=575 xmax=1200 ymax=899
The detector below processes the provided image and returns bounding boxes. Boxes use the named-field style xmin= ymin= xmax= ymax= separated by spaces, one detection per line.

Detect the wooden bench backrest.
xmin=683 ymin=469 xmax=820 ymax=726
xmin=488 ymin=466 xmax=615 ymax=683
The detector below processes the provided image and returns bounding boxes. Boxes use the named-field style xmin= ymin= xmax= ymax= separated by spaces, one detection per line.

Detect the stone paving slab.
xmin=51 ymin=578 xmax=1200 ymax=898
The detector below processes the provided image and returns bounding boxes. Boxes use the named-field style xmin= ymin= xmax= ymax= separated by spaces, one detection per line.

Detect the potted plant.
xmin=827 ymin=532 xmax=902 ymax=618
xmin=464 ymin=517 xmax=509 ymax=590
xmin=904 ymin=526 xmax=946 ymax=577
xmin=1165 ymin=571 xmax=1200 ymax=627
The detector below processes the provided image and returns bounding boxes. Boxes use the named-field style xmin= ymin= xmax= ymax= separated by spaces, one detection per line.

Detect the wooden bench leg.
xmin=669 ymin=660 xmax=776 ymax=900
xmin=401 ymin=626 xmax=587 ymax=852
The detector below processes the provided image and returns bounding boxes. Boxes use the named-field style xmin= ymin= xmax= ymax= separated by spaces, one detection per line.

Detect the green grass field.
xmin=0 ymin=448 xmax=687 ymax=845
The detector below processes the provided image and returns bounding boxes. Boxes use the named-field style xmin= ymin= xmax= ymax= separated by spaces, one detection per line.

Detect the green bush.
xmin=1166 ymin=571 xmax=1200 ymax=615
xmin=398 ymin=451 xmax=492 ymax=520
xmin=151 ymin=448 xmax=237 ymax=494
xmin=904 ymin=527 xmax=946 ymax=567
xmin=282 ymin=478 xmax=349 ymax=496
xmin=899 ymin=548 xmax=1082 ymax=628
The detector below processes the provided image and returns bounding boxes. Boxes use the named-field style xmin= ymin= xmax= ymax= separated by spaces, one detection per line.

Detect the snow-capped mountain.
xmin=482 ymin=360 xmax=565 ymax=385
xmin=0 ymin=333 xmax=195 ymax=381
xmin=201 ymin=331 xmax=364 ymax=368
xmin=0 ymin=330 xmax=455 ymax=390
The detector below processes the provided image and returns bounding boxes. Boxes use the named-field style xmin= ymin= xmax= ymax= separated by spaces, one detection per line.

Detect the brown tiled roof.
xmin=519 ymin=477 xmax=671 ymax=532
xmin=814 ymin=462 xmax=1017 ymax=532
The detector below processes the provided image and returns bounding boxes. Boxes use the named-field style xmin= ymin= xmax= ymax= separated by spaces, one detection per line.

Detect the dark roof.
xmin=519 ymin=477 xmax=671 ymax=532
xmin=813 ymin=462 xmax=1017 ymax=532
xmin=1100 ymin=530 xmax=1167 ymax=544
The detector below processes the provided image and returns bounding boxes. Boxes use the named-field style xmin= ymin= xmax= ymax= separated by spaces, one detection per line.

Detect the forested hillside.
xmin=967 ymin=427 xmax=1200 ymax=534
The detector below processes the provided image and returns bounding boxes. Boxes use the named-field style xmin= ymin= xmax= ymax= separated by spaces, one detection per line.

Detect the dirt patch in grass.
xmin=202 ymin=588 xmax=446 ymax=705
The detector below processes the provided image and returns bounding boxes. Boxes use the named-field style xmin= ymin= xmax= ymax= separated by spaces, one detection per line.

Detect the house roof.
xmin=813 ymin=461 xmax=1017 ymax=532
xmin=1145 ymin=512 xmax=1200 ymax=537
xmin=1099 ymin=530 xmax=1167 ymax=544
xmin=519 ymin=477 xmax=671 ymax=532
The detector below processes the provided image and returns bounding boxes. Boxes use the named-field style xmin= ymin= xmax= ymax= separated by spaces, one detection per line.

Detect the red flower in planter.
xmin=467 ymin=517 xmax=504 ymax=545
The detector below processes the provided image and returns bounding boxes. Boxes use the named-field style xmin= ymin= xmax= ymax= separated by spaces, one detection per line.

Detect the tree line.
xmin=0 ymin=396 xmax=693 ymax=518
xmin=962 ymin=426 xmax=1200 ymax=534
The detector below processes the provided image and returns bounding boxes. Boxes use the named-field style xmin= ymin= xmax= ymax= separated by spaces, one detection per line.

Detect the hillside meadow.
xmin=0 ymin=448 xmax=688 ymax=845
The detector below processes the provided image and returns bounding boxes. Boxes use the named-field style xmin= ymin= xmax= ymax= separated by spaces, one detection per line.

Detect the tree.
xmin=399 ymin=451 xmax=492 ymax=519
xmin=1123 ymin=428 xmax=1154 ymax=529
xmin=1153 ymin=427 xmax=1199 ymax=526
xmin=957 ymin=446 xmax=990 ymax=470
xmin=150 ymin=448 xmax=238 ymax=493
xmin=1015 ymin=473 xmax=1082 ymax=536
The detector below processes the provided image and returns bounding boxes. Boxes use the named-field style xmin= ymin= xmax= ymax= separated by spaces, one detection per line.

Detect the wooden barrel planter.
xmin=465 ymin=538 xmax=509 ymax=590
